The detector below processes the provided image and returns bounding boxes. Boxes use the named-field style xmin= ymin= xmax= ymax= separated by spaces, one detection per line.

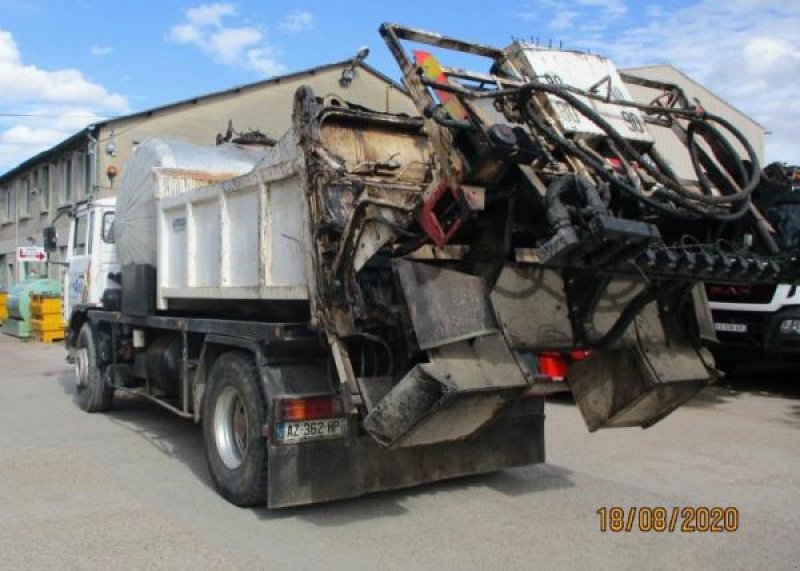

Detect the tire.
xmin=712 ymin=349 xmax=738 ymax=377
xmin=74 ymin=323 xmax=114 ymax=412
xmin=202 ymin=351 xmax=268 ymax=507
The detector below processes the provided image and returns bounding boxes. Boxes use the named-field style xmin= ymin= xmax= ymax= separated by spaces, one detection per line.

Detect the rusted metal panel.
xmin=491 ymin=266 xmax=574 ymax=350
xmin=362 ymin=333 xmax=529 ymax=448
xmin=567 ymin=303 xmax=709 ymax=431
xmin=394 ymin=259 xmax=497 ymax=350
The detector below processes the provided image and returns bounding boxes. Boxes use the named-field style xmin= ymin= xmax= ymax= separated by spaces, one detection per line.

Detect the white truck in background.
xmin=707 ymin=164 xmax=800 ymax=371
xmin=51 ymin=24 xmax=800 ymax=508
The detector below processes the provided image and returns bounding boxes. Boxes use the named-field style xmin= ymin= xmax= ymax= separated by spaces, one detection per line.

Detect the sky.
xmin=0 ymin=0 xmax=798 ymax=173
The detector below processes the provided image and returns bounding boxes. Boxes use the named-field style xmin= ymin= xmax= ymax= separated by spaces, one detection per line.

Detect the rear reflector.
xmin=282 ymin=397 xmax=335 ymax=421
xmin=537 ymin=351 xmax=591 ymax=381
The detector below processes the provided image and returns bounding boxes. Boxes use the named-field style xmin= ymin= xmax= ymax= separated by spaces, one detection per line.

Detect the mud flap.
xmin=567 ymin=303 xmax=710 ymax=431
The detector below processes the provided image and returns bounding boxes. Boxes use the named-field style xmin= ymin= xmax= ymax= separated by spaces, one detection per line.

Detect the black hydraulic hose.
xmin=545 ymin=175 xmax=607 ymax=229
xmin=515 ymin=86 xmax=752 ymax=222
xmin=687 ymin=119 xmax=752 ymax=201
xmin=517 ymin=83 xmax=757 ymax=208
xmin=520 ymin=99 xmax=708 ymax=221
xmin=587 ymin=281 xmax=676 ymax=349
xmin=417 ymin=76 xmax=755 ymax=222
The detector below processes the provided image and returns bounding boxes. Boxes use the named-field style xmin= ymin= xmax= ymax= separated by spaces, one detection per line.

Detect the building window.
xmin=3 ymin=187 xmax=14 ymax=221
xmin=72 ymin=152 xmax=85 ymax=198
xmin=40 ymin=165 xmax=51 ymax=213
xmin=84 ymin=152 xmax=92 ymax=196
xmin=18 ymin=177 xmax=30 ymax=217
xmin=62 ymin=158 xmax=72 ymax=204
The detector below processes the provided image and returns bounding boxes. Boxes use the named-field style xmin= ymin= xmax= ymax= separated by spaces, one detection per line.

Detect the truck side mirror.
xmin=43 ymin=226 xmax=57 ymax=252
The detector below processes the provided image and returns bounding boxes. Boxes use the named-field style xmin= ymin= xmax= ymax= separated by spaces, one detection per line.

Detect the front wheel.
xmin=202 ymin=351 xmax=268 ymax=507
xmin=75 ymin=324 xmax=114 ymax=413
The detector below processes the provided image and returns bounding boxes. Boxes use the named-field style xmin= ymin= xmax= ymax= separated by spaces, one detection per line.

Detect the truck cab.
xmin=62 ymin=198 xmax=118 ymax=323
xmin=707 ymin=165 xmax=800 ymax=369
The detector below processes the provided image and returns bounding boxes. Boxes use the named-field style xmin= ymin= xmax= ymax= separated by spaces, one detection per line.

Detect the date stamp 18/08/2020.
xmin=597 ymin=506 xmax=739 ymax=533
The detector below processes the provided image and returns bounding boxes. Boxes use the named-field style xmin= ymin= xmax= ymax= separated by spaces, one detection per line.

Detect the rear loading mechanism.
xmin=301 ymin=24 xmax=800 ymax=441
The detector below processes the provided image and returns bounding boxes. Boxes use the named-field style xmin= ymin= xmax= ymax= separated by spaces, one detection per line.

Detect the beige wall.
xmin=0 ymin=64 xmax=415 ymax=289
xmin=623 ymin=66 xmax=766 ymax=182
xmin=95 ymin=67 xmax=415 ymax=197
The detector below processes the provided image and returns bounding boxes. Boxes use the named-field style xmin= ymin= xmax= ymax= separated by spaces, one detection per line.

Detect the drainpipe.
xmin=86 ymin=126 xmax=98 ymax=199
xmin=13 ymin=179 xmax=18 ymax=281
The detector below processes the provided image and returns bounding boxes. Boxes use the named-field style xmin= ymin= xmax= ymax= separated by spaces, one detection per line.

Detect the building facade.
xmin=0 ymin=61 xmax=415 ymax=290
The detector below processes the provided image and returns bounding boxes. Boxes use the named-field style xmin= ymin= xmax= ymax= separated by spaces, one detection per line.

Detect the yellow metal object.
xmin=29 ymin=294 xmax=65 ymax=343
xmin=30 ymin=296 xmax=62 ymax=319
xmin=34 ymin=329 xmax=65 ymax=344
xmin=413 ymin=50 xmax=468 ymax=120
xmin=0 ymin=292 xmax=7 ymax=322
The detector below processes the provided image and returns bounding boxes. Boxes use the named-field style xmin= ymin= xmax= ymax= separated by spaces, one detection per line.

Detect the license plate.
xmin=277 ymin=418 xmax=348 ymax=443
xmin=714 ymin=322 xmax=748 ymax=333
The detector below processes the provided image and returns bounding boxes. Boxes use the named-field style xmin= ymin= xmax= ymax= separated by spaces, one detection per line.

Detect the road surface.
xmin=0 ymin=335 xmax=798 ymax=569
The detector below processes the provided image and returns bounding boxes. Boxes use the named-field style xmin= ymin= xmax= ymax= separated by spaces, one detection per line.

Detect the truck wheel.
xmin=712 ymin=349 xmax=738 ymax=377
xmin=75 ymin=324 xmax=114 ymax=413
xmin=203 ymin=351 xmax=268 ymax=507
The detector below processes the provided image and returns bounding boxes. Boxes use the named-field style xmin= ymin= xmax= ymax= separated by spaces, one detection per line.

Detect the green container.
xmin=2 ymin=279 xmax=61 ymax=338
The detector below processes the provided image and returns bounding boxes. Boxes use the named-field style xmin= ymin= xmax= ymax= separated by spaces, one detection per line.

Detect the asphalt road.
xmin=1 ymin=334 xmax=799 ymax=570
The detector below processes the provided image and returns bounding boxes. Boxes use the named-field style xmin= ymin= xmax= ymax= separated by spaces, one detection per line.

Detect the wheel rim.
xmin=75 ymin=347 xmax=89 ymax=390
xmin=213 ymin=386 xmax=250 ymax=469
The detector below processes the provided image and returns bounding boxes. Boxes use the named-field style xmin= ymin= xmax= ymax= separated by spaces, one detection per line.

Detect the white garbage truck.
xmin=54 ymin=24 xmax=799 ymax=508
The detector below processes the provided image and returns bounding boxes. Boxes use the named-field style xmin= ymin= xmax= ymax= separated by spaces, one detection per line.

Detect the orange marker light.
xmin=282 ymin=397 xmax=335 ymax=421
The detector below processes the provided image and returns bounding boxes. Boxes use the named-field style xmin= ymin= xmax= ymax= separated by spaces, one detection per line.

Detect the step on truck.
xmin=54 ymin=24 xmax=800 ymax=508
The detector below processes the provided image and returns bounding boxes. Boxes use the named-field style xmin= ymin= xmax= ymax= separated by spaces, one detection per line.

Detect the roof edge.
xmin=0 ymin=58 xmax=408 ymax=185
xmin=622 ymin=64 xmax=767 ymax=131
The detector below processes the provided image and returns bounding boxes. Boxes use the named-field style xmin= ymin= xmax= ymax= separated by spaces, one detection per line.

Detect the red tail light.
xmin=537 ymin=351 xmax=591 ymax=381
xmin=538 ymin=353 xmax=568 ymax=380
xmin=282 ymin=397 xmax=335 ymax=421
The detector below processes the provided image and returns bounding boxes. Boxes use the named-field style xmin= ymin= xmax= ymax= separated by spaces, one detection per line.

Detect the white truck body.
xmin=155 ymin=153 xmax=308 ymax=308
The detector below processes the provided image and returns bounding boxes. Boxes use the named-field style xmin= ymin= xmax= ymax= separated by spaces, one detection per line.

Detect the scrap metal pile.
xmin=293 ymin=24 xmax=799 ymax=443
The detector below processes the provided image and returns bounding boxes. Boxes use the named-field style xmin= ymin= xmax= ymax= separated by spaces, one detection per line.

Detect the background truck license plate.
xmin=714 ymin=322 xmax=747 ymax=333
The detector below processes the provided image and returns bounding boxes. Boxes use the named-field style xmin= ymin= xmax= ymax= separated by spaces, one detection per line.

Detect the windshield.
xmin=767 ymin=203 xmax=800 ymax=248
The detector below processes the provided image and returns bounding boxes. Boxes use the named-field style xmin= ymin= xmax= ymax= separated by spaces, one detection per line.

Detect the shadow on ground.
xmin=57 ymin=371 xmax=211 ymax=491
xmin=256 ymin=464 xmax=574 ymax=525
xmin=56 ymin=370 xmax=575 ymax=523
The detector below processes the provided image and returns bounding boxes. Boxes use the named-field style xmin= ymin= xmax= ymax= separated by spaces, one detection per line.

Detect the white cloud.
xmin=90 ymin=45 xmax=113 ymax=56
xmin=521 ymin=0 xmax=800 ymax=163
xmin=551 ymin=10 xmax=578 ymax=30
xmin=519 ymin=0 xmax=627 ymax=28
xmin=0 ymin=31 xmax=127 ymax=111
xmin=0 ymin=125 xmax=63 ymax=147
xmin=278 ymin=10 xmax=313 ymax=32
xmin=576 ymin=0 xmax=626 ymax=16
xmin=0 ymin=30 xmax=127 ymax=172
xmin=168 ymin=3 xmax=286 ymax=76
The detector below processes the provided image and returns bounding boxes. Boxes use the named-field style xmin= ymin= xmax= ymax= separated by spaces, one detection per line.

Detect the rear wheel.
xmin=202 ymin=351 xmax=268 ymax=507
xmin=712 ymin=348 xmax=739 ymax=377
xmin=75 ymin=324 xmax=114 ymax=412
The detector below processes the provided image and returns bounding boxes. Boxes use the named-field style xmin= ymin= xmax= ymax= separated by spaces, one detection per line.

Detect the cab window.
xmin=101 ymin=212 xmax=115 ymax=244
